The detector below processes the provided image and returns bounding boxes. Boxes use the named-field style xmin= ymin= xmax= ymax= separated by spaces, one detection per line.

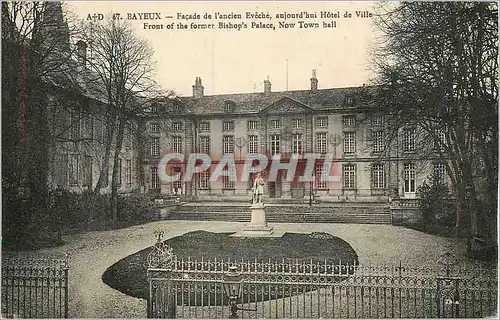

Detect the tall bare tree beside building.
xmin=368 ymin=2 xmax=498 ymax=239
xmin=82 ymin=17 xmax=166 ymax=220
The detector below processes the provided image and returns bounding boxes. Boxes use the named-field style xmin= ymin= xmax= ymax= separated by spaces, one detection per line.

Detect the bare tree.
xmin=367 ymin=2 xmax=498 ymax=239
xmin=81 ymin=17 xmax=174 ymax=220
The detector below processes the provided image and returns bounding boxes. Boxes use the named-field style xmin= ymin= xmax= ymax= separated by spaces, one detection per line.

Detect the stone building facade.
xmin=143 ymin=72 xmax=448 ymax=202
xmin=37 ymin=3 xmax=446 ymax=202
xmin=36 ymin=2 xmax=141 ymax=195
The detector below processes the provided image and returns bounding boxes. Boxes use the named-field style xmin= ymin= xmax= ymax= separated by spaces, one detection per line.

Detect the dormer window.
xmin=346 ymin=95 xmax=354 ymax=105
xmin=224 ymin=101 xmax=235 ymax=113
xmin=173 ymin=104 xmax=182 ymax=113
xmin=150 ymin=104 xmax=159 ymax=114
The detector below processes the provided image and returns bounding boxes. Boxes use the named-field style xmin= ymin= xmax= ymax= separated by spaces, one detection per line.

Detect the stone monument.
xmin=232 ymin=173 xmax=274 ymax=237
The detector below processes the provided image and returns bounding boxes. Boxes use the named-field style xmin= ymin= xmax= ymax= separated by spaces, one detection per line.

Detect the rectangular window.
xmin=315 ymin=132 xmax=327 ymax=154
xmin=292 ymin=134 xmax=303 ymax=154
xmin=315 ymin=165 xmax=328 ymax=189
xmin=223 ymin=135 xmax=234 ymax=154
xmin=150 ymin=122 xmax=160 ymax=133
xmin=293 ymin=118 xmax=304 ymax=129
xmin=315 ymin=117 xmax=328 ymax=128
xmin=404 ymin=163 xmax=416 ymax=193
xmin=199 ymin=169 xmax=211 ymax=189
xmin=71 ymin=113 xmax=80 ymax=140
xmin=57 ymin=110 xmax=69 ymax=139
xmin=69 ymin=154 xmax=79 ymax=186
xmin=248 ymin=135 xmax=258 ymax=153
xmin=247 ymin=120 xmax=258 ymax=131
xmin=343 ymin=164 xmax=356 ymax=189
xmin=343 ymin=132 xmax=356 ymax=155
xmin=200 ymin=136 xmax=211 ymax=155
xmin=151 ymin=166 xmax=159 ymax=189
xmin=172 ymin=136 xmax=183 ymax=154
xmin=56 ymin=153 xmax=68 ymax=187
xmin=83 ymin=155 xmax=92 ymax=187
xmin=402 ymin=128 xmax=416 ymax=152
xmin=199 ymin=122 xmax=210 ymax=132
xmin=434 ymin=162 xmax=446 ymax=185
xmin=100 ymin=118 xmax=107 ymax=142
xmin=172 ymin=122 xmax=183 ymax=131
xmin=434 ymin=131 xmax=446 ymax=151
xmin=83 ymin=116 xmax=93 ymax=139
xmin=222 ymin=166 xmax=235 ymax=189
xmin=373 ymin=131 xmax=384 ymax=153
xmin=125 ymin=159 xmax=132 ymax=184
xmin=270 ymin=119 xmax=280 ymax=129
xmin=371 ymin=115 xmax=384 ymax=126
xmin=151 ymin=137 xmax=160 ymax=156
xmin=342 ymin=115 xmax=356 ymax=127
xmin=372 ymin=163 xmax=385 ymax=189
xmin=223 ymin=121 xmax=234 ymax=132
xmin=270 ymin=134 xmax=280 ymax=155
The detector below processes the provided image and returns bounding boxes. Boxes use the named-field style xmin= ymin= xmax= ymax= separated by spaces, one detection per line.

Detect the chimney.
xmin=310 ymin=69 xmax=318 ymax=91
xmin=192 ymin=77 xmax=204 ymax=99
xmin=76 ymin=40 xmax=87 ymax=66
xmin=264 ymin=76 xmax=271 ymax=94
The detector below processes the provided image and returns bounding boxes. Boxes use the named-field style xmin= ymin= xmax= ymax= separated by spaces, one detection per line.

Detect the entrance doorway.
xmin=268 ymin=177 xmax=282 ymax=198
xmin=291 ymin=181 xmax=305 ymax=199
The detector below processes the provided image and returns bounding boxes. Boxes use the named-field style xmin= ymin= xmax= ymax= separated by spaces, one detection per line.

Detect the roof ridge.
xmin=180 ymin=85 xmax=369 ymax=99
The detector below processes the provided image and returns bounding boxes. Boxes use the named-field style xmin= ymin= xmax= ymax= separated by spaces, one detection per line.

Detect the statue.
xmin=251 ymin=173 xmax=265 ymax=204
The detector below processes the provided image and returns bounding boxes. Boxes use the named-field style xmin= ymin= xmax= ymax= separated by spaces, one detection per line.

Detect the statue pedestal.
xmin=231 ymin=203 xmax=275 ymax=238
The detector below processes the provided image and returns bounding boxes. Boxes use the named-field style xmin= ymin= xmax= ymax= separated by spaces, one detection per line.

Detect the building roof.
xmin=179 ymin=86 xmax=372 ymax=116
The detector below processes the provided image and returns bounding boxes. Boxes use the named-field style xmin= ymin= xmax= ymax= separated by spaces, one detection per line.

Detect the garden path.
xmin=3 ymin=221 xmax=472 ymax=318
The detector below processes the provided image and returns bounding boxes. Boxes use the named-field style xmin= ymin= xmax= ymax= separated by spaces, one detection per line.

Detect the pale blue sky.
xmin=67 ymin=1 xmax=378 ymax=97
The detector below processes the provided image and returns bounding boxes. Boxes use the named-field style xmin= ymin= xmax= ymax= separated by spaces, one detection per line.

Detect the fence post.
xmin=64 ymin=264 xmax=69 ymax=318
xmin=147 ymin=230 xmax=176 ymax=319
xmin=166 ymin=270 xmax=176 ymax=319
xmin=147 ymin=269 xmax=153 ymax=318
xmin=436 ymin=275 xmax=442 ymax=318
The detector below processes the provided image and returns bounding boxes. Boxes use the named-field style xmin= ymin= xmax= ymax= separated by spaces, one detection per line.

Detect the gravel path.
xmin=2 ymin=221 xmax=475 ymax=318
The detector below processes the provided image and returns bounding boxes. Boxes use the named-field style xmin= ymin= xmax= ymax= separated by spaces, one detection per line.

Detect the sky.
xmin=66 ymin=1 xmax=380 ymax=97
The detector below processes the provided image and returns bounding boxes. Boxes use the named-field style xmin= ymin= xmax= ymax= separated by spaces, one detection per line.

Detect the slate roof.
xmin=179 ymin=86 xmax=373 ymax=115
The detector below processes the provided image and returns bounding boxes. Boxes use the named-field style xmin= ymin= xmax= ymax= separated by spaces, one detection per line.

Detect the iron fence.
xmin=1 ymin=256 xmax=69 ymax=318
xmin=148 ymin=257 xmax=497 ymax=319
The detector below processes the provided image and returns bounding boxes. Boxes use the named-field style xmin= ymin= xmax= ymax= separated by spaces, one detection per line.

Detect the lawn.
xmin=102 ymin=230 xmax=358 ymax=300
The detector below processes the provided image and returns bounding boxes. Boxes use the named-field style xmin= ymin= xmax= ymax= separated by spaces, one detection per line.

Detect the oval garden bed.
xmin=102 ymin=230 xmax=358 ymax=303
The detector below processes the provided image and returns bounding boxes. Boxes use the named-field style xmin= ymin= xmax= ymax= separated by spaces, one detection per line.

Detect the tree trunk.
xmin=110 ymin=114 xmax=126 ymax=220
xmin=93 ymin=110 xmax=116 ymax=194
xmin=25 ymin=78 xmax=52 ymax=238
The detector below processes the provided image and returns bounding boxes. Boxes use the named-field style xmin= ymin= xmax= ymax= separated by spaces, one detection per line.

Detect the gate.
xmin=2 ymin=256 xmax=69 ymax=318
xmin=147 ymin=237 xmax=497 ymax=318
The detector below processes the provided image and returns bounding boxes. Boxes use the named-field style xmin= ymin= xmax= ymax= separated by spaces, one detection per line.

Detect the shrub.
xmin=417 ymin=171 xmax=454 ymax=229
xmin=51 ymin=190 xmax=110 ymax=232
xmin=117 ymin=192 xmax=159 ymax=222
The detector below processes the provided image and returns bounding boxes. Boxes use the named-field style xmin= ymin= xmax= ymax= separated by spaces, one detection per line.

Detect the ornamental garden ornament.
xmin=147 ymin=230 xmax=176 ymax=269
